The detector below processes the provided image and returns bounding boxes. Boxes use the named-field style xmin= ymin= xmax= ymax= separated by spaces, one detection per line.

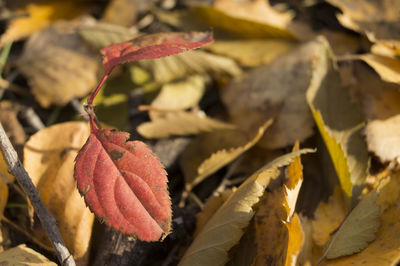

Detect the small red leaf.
xmin=74 ymin=127 xmax=171 ymax=241
xmin=100 ymin=31 xmax=214 ymax=73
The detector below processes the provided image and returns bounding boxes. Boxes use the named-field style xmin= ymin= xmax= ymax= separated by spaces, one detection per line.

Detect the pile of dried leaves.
xmin=0 ymin=0 xmax=399 ymax=265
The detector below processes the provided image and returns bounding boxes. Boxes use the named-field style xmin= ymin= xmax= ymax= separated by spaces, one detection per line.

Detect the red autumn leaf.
xmin=74 ymin=127 xmax=171 ymax=241
xmin=100 ymin=30 xmax=214 ymax=73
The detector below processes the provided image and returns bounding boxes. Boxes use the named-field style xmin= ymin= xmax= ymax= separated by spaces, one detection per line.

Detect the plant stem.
xmin=87 ymin=71 xmax=111 ymax=107
xmin=0 ymin=122 xmax=76 ymax=266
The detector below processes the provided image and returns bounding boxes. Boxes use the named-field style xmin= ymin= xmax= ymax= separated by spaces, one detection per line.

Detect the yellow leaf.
xmin=0 ymin=1 xmax=88 ymax=47
xmin=0 ymin=244 xmax=56 ymax=265
xmin=181 ymin=121 xmax=272 ymax=197
xmin=149 ymin=75 xmax=207 ymax=121
xmin=179 ymin=149 xmax=312 ymax=266
xmin=285 ymin=213 xmax=305 ymax=266
xmin=179 ymin=167 xmax=281 ymax=266
xmin=251 ymin=143 xmax=306 ymax=266
xmin=361 ymin=54 xmax=400 ymax=85
xmin=138 ymin=50 xmax=242 ymax=84
xmin=285 ymin=141 xmax=303 ymax=221
xmin=188 ymin=3 xmax=296 ymax=39
xmin=206 ymin=39 xmax=295 ymax=67
xmin=24 ymin=121 xmax=94 ymax=265
xmin=101 ymin=0 xmax=137 ymax=27
xmin=17 ymin=21 xmax=100 ymax=107
xmin=137 ymin=111 xmax=235 ymax=139
xmin=312 ymin=187 xmax=347 ymax=247
xmin=306 ymin=37 xmax=368 ymax=198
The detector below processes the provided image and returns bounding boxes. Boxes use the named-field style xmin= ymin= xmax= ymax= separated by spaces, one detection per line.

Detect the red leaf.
xmin=74 ymin=127 xmax=171 ymax=241
xmin=100 ymin=31 xmax=214 ymax=73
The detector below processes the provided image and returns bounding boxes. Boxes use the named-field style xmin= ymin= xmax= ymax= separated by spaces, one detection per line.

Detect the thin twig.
xmin=23 ymin=107 xmax=45 ymax=132
xmin=0 ymin=122 xmax=76 ymax=266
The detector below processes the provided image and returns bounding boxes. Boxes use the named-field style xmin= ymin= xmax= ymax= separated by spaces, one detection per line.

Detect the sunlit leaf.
xmin=24 ymin=122 xmax=94 ymax=264
xmin=179 ymin=149 xmax=312 ymax=266
xmin=149 ymin=75 xmax=207 ymax=121
xmin=360 ymin=54 xmax=400 ymax=85
xmin=306 ymin=37 xmax=368 ymax=198
xmin=138 ymin=50 xmax=242 ymax=84
xmin=74 ymin=126 xmax=171 ymax=241
xmin=206 ymin=39 xmax=295 ymax=67
xmin=138 ymin=111 xmax=235 ymax=139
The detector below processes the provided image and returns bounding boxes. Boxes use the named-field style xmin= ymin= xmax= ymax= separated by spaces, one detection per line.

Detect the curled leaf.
xmin=74 ymin=127 xmax=171 ymax=241
xmin=101 ymin=31 xmax=214 ymax=73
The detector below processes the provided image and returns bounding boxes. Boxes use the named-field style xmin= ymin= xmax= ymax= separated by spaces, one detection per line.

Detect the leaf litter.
xmin=1 ymin=0 xmax=400 ymax=265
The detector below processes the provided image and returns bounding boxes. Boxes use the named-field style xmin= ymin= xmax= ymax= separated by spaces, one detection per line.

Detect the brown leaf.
xmin=17 ymin=21 xmax=100 ymax=107
xmin=24 ymin=121 xmax=94 ymax=265
xmin=221 ymin=40 xmax=322 ymax=149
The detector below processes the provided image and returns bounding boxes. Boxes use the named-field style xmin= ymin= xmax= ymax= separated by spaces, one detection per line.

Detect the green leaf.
xmin=306 ymin=37 xmax=369 ymax=198
xmin=322 ymin=191 xmax=381 ymax=260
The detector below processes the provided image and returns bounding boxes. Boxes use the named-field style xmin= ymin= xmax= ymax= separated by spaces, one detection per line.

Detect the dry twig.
xmin=0 ymin=122 xmax=76 ymax=266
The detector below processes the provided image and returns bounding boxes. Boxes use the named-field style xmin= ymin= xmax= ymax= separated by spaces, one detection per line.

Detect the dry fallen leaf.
xmin=206 ymin=39 xmax=295 ymax=67
xmin=327 ymin=0 xmax=400 ymax=43
xmin=101 ymin=0 xmax=138 ymax=27
xmin=180 ymin=121 xmax=272 ymax=196
xmin=24 ymin=121 xmax=94 ymax=265
xmin=138 ymin=111 xmax=235 ymax=139
xmin=325 ymin=172 xmax=400 ymax=265
xmin=17 ymin=20 xmax=100 ymax=107
xmin=322 ymin=191 xmax=380 ymax=260
xmin=221 ymin=39 xmax=321 ymax=149
xmin=251 ymin=142 xmax=305 ymax=266
xmin=138 ymin=50 xmax=242 ymax=84
xmin=194 ymin=188 xmax=234 ymax=237
xmin=312 ymin=187 xmax=347 ymax=247
xmin=149 ymin=75 xmax=207 ymax=121
xmin=306 ymin=37 xmax=368 ymax=198
xmin=349 ymin=63 xmax=400 ymax=163
xmin=360 ymin=54 xmax=400 ymax=85
xmin=0 ymin=1 xmax=88 ymax=48
xmin=179 ymin=149 xmax=312 ymax=266
xmin=188 ymin=0 xmax=296 ymax=39
xmin=0 ymin=244 xmax=56 ymax=266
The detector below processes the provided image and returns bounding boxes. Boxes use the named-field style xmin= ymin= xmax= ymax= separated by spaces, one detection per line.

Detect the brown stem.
xmin=0 ymin=122 xmax=76 ymax=266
